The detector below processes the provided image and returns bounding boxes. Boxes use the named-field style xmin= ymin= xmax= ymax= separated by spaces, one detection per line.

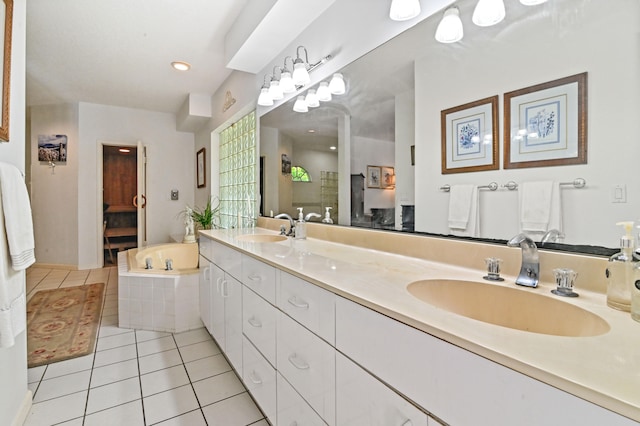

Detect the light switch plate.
xmin=611 ymin=184 xmax=626 ymax=203
xmin=171 ymin=189 xmax=179 ymax=201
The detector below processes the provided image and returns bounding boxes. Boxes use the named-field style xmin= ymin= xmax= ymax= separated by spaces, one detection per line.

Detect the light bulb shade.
xmin=257 ymin=87 xmax=273 ymax=106
xmin=292 ymin=62 xmax=310 ymax=86
xmin=316 ymin=82 xmax=332 ymax=102
xmin=435 ymin=7 xmax=464 ymax=43
xmin=268 ymin=80 xmax=284 ymax=100
xmin=305 ymin=90 xmax=320 ymax=108
xmin=329 ymin=73 xmax=345 ymax=95
xmin=519 ymin=0 xmax=547 ymax=4
xmin=389 ymin=0 xmax=421 ymax=21
xmin=472 ymin=0 xmax=506 ymax=27
xmin=280 ymin=71 xmax=295 ymax=93
xmin=293 ymin=95 xmax=308 ymax=113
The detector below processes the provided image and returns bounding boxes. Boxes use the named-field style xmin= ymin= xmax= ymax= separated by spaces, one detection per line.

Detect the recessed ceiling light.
xmin=118 ymin=148 xmax=131 ymax=153
xmin=171 ymin=61 xmax=191 ymax=71
xmin=329 ymin=146 xmax=337 ymax=150
xmin=308 ymin=129 xmax=316 ymax=133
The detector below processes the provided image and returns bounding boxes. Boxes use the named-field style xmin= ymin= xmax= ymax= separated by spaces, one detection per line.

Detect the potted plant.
xmin=179 ymin=196 xmax=221 ymax=231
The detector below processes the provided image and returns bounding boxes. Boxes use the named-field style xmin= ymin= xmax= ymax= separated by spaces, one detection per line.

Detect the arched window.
xmin=291 ymin=166 xmax=311 ymax=182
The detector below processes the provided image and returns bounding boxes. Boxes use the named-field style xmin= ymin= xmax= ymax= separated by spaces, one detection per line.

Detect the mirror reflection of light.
xmin=518 ymin=129 xmax=527 ymax=135
xmin=471 ymin=136 xmax=480 ymax=143
xmin=483 ymin=135 xmax=492 ymax=144
xmin=528 ymin=132 xmax=539 ymax=139
xmin=330 ymin=146 xmax=337 ymax=150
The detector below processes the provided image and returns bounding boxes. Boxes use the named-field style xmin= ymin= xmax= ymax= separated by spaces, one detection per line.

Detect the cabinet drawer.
xmin=336 ymin=352 xmax=428 ymax=426
xmin=277 ymin=311 xmax=335 ymax=425
xmin=277 ymin=372 xmax=327 ymax=426
xmin=242 ymin=286 xmax=277 ymax=366
xmin=241 ymin=255 xmax=276 ymax=304
xmin=210 ymin=240 xmax=242 ymax=279
xmin=242 ymin=336 xmax=276 ymax=424
xmin=277 ymin=271 xmax=335 ymax=344
xmin=199 ymin=237 xmax=212 ymax=261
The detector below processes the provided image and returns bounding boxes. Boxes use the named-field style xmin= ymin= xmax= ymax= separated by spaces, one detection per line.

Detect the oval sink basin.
xmin=406 ymin=279 xmax=609 ymax=337
xmin=236 ymin=234 xmax=288 ymax=243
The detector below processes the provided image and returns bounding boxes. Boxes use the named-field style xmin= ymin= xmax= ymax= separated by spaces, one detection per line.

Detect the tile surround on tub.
xmin=257 ymin=217 xmax=608 ymax=294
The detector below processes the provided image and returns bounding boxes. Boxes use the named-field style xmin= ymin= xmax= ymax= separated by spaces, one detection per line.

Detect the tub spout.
xmin=165 ymin=258 xmax=173 ymax=271
xmin=145 ymin=257 xmax=153 ymax=269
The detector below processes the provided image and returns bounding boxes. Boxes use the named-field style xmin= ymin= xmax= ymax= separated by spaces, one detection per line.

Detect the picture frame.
xmin=441 ymin=95 xmax=499 ymax=174
xmin=504 ymin=72 xmax=587 ymax=169
xmin=367 ymin=165 xmax=381 ymax=188
xmin=38 ymin=134 xmax=68 ymax=162
xmin=0 ymin=0 xmax=13 ymax=142
xmin=281 ymin=153 xmax=291 ymax=174
xmin=381 ymin=166 xmax=395 ymax=189
xmin=196 ymin=147 xmax=206 ymax=188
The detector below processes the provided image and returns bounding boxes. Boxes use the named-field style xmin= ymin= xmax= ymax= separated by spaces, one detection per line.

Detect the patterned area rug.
xmin=27 ymin=283 xmax=105 ymax=368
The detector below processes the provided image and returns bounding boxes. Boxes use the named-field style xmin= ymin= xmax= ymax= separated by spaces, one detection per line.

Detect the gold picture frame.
xmin=0 ymin=0 xmax=12 ymax=142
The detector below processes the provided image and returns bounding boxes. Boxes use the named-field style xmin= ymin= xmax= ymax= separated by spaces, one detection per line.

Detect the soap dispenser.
xmin=606 ymin=221 xmax=637 ymax=311
xmin=322 ymin=207 xmax=334 ymax=224
xmin=295 ymin=207 xmax=307 ymax=239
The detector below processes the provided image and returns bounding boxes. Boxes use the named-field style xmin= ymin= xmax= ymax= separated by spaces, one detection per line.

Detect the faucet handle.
xmin=551 ymin=268 xmax=579 ymax=297
xmin=483 ymin=257 xmax=504 ymax=281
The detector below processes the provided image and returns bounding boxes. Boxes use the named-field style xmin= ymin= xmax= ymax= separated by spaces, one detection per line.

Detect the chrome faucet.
xmin=275 ymin=213 xmax=295 ymax=236
xmin=507 ymin=233 xmax=539 ymax=287
xmin=541 ymin=229 xmax=565 ymax=245
xmin=305 ymin=212 xmax=321 ymax=222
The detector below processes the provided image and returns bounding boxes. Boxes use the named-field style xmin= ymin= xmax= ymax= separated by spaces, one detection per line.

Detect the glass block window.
xmin=291 ymin=166 xmax=311 ymax=182
xmin=219 ymin=110 xmax=256 ymax=229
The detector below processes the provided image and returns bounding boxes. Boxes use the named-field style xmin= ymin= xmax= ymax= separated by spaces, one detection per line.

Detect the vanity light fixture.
xmin=329 ymin=73 xmax=346 ymax=95
xmin=257 ymin=75 xmax=274 ymax=106
xmin=280 ymin=57 xmax=296 ymax=93
xmin=435 ymin=6 xmax=464 ymax=43
xmin=292 ymin=46 xmax=312 ymax=86
xmin=293 ymin=96 xmax=309 ymax=113
xmin=472 ymin=0 xmax=506 ymax=27
xmin=171 ymin=61 xmax=191 ymax=71
xmin=268 ymin=66 xmax=284 ymax=101
xmin=305 ymin=89 xmax=320 ymax=108
xmin=316 ymin=81 xmax=332 ymax=102
xmin=389 ymin=0 xmax=421 ymax=21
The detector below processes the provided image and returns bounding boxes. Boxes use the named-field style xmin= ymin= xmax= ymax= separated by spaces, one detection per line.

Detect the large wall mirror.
xmin=260 ymin=0 xmax=639 ymax=253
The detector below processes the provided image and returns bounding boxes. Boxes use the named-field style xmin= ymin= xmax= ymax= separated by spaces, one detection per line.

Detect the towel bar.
xmin=440 ymin=182 xmax=498 ymax=192
xmin=501 ymin=178 xmax=586 ymax=191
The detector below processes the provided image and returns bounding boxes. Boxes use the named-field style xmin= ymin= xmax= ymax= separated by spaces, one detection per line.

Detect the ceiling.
xmin=25 ymin=0 xmax=335 ymax=115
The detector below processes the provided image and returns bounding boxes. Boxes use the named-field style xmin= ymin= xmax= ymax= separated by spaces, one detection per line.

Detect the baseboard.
xmin=11 ymin=389 xmax=32 ymax=426
xmin=31 ymin=263 xmax=78 ymax=270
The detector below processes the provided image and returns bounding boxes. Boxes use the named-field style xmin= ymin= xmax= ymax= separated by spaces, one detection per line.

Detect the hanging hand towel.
xmin=519 ymin=181 xmax=562 ymax=234
xmin=448 ymin=184 xmax=479 ymax=237
xmin=0 ymin=162 xmax=35 ymax=270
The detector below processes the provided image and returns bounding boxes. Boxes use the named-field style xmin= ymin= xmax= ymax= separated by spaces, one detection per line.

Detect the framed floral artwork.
xmin=504 ymin=72 xmax=587 ymax=169
xmin=441 ymin=95 xmax=499 ymax=174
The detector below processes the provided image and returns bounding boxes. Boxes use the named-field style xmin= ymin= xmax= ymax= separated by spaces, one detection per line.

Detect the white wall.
xmin=395 ymin=90 xmax=415 ymax=229
xmin=77 ymin=103 xmax=195 ymax=268
xmin=291 ymin=145 xmax=338 ymax=214
xmin=0 ymin=0 xmax=30 ymax=424
xmin=352 ymin=136 xmax=395 ymax=214
xmin=414 ymin=0 xmax=640 ymax=247
xmin=30 ymin=104 xmax=79 ymax=266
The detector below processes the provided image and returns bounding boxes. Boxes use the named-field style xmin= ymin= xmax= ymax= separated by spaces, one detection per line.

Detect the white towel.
xmin=448 ymin=184 xmax=479 ymax=237
xmin=0 ymin=163 xmax=33 ymax=347
xmin=0 ymin=163 xmax=35 ymax=270
xmin=519 ymin=181 xmax=562 ymax=235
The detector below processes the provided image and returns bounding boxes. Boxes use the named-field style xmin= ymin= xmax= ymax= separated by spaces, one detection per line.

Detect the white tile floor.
xmin=24 ymin=266 xmax=268 ymax=426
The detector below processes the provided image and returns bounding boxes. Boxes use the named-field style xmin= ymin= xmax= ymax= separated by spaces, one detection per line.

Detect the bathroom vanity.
xmin=198 ymin=220 xmax=639 ymax=425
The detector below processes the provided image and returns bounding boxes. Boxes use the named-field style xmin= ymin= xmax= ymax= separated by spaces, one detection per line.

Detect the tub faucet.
xmin=275 ymin=213 xmax=295 ymax=236
xmin=305 ymin=212 xmax=321 ymax=222
xmin=507 ymin=233 xmax=539 ymax=288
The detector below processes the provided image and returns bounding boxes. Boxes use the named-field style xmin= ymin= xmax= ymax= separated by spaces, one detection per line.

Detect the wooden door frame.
xmin=96 ymin=140 xmax=140 ymax=267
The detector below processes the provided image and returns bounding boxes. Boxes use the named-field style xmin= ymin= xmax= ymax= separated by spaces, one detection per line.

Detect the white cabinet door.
xmin=277 ymin=271 xmax=335 ymax=344
xmin=210 ymin=263 xmax=226 ymax=350
xmin=210 ymin=240 xmax=242 ymax=279
xmin=224 ymin=274 xmax=243 ymax=375
xmin=277 ymin=311 xmax=335 ymax=425
xmin=198 ymin=255 xmax=212 ymax=334
xmin=242 ymin=285 xmax=277 ymax=366
xmin=276 ymin=373 xmax=326 ymax=426
xmin=336 ymin=352 xmax=428 ymax=426
xmin=243 ymin=336 xmax=276 ymax=424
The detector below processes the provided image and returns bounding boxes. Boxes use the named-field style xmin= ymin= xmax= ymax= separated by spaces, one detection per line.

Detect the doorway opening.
xmin=102 ymin=145 xmax=138 ymax=265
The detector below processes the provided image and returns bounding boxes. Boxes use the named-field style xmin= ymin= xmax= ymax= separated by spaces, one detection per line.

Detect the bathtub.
xmin=117 ymin=243 xmax=201 ymax=333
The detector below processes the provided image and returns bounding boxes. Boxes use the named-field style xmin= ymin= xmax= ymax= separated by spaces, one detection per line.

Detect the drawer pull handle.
xmin=216 ymin=277 xmax=222 ymax=293
xmin=203 ymin=266 xmax=210 ymax=281
xmin=401 ymin=420 xmax=413 ymax=426
xmin=248 ymin=370 xmax=262 ymax=385
xmin=248 ymin=273 xmax=262 ymax=281
xmin=247 ymin=317 xmax=262 ymax=328
xmin=287 ymin=296 xmax=309 ymax=309
xmin=288 ymin=353 xmax=310 ymax=370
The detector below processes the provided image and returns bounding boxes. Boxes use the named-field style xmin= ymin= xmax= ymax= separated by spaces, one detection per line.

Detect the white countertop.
xmin=200 ymin=227 xmax=640 ymax=422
